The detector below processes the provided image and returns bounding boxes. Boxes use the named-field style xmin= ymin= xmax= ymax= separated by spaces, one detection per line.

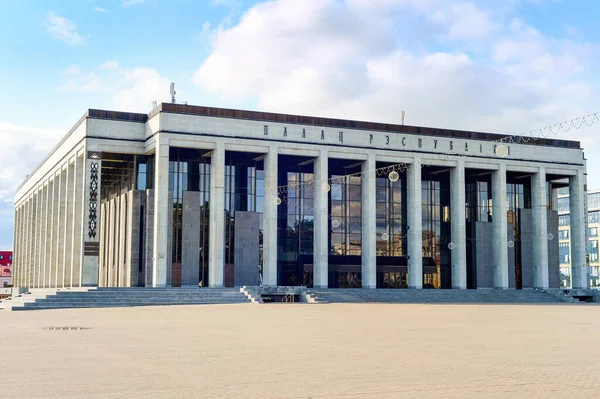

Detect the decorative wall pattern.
xmin=88 ymin=162 xmax=98 ymax=238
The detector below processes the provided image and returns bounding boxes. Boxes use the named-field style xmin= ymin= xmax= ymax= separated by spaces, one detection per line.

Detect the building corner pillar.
xmin=492 ymin=163 xmax=509 ymax=289
xmin=361 ymin=153 xmax=376 ymax=288
xmin=570 ymin=169 xmax=588 ymax=289
xmin=407 ymin=158 xmax=423 ymax=289
xmin=532 ymin=167 xmax=549 ymax=289
xmin=81 ymin=150 xmax=101 ymax=287
xmin=450 ymin=159 xmax=467 ymax=289
xmin=209 ymin=142 xmax=225 ymax=288
xmin=152 ymin=138 xmax=169 ymax=287
xmin=313 ymin=149 xmax=329 ymax=289
xmin=262 ymin=145 xmax=278 ymax=286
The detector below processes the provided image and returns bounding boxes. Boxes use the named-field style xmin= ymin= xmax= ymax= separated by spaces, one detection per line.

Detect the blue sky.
xmin=0 ymin=0 xmax=599 ymax=249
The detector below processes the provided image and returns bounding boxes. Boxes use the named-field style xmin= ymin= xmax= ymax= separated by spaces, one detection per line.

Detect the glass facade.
xmin=224 ymin=153 xmax=265 ymax=286
xmin=557 ymin=197 xmax=570 ymax=213
xmin=588 ymin=192 xmax=600 ymax=210
xmin=375 ymin=166 xmax=407 ymax=289
xmin=506 ymin=181 xmax=530 ymax=289
xmin=168 ymin=148 xmax=211 ymax=287
xmin=277 ymin=160 xmax=314 ymax=287
xmin=559 ymin=242 xmax=570 ymax=264
xmin=421 ymin=177 xmax=451 ymax=289
xmin=329 ymin=170 xmax=362 ymax=288
xmin=330 ymin=174 xmax=362 ymax=257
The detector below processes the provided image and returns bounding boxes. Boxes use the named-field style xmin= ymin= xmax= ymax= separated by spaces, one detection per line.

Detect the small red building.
xmin=0 ymin=251 xmax=12 ymax=287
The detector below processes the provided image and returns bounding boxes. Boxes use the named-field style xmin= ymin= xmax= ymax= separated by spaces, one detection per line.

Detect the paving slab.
xmin=0 ymin=303 xmax=599 ymax=398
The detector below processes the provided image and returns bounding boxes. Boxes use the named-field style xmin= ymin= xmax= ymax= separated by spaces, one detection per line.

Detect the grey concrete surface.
xmin=1 ymin=303 xmax=599 ymax=398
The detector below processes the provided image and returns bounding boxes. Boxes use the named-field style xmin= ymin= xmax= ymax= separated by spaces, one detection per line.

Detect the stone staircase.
xmin=0 ymin=287 xmax=252 ymax=311
xmin=306 ymin=288 xmax=574 ymax=304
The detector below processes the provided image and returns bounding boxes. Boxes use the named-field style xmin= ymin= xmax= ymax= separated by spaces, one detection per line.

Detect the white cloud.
xmin=45 ymin=12 xmax=85 ymax=45
xmin=58 ymin=62 xmax=172 ymax=112
xmin=61 ymin=64 xmax=81 ymax=75
xmin=112 ymin=67 xmax=172 ymax=111
xmin=121 ymin=0 xmax=147 ymax=7
xmin=0 ymin=124 xmax=64 ymax=204
xmin=193 ymin=0 xmax=600 ymax=185
xmin=100 ymin=60 xmax=120 ymax=70
xmin=92 ymin=7 xmax=107 ymax=13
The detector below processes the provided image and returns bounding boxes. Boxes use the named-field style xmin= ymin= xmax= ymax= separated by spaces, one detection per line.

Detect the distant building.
xmin=557 ymin=190 xmax=600 ymax=288
xmin=0 ymin=251 xmax=12 ymax=287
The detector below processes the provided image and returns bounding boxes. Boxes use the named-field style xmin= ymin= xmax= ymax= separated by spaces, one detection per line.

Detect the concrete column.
xmin=313 ymin=149 xmax=329 ymax=288
xmin=407 ymin=158 xmax=423 ymax=289
xmin=119 ymin=193 xmax=127 ymax=287
xmin=36 ymin=190 xmax=43 ymax=288
xmin=64 ymin=162 xmax=74 ymax=288
xmin=98 ymin=201 xmax=106 ymax=287
xmin=50 ymin=175 xmax=58 ymax=287
xmin=361 ymin=153 xmax=377 ymax=289
xmin=152 ymin=138 xmax=170 ymax=287
xmin=29 ymin=194 xmax=36 ymax=288
xmin=69 ymin=158 xmax=78 ymax=287
xmin=532 ymin=167 xmax=549 ymax=289
xmin=28 ymin=193 xmax=39 ymax=288
xmin=109 ymin=198 xmax=116 ymax=286
xmin=209 ymin=143 xmax=225 ymax=288
xmin=144 ymin=190 xmax=155 ymax=287
xmin=492 ymin=163 xmax=509 ymax=289
xmin=36 ymin=189 xmax=43 ymax=288
xmin=450 ymin=159 xmax=467 ymax=289
xmin=550 ymin=183 xmax=559 ymax=211
xmin=262 ymin=145 xmax=278 ymax=286
xmin=570 ymin=169 xmax=588 ymax=289
xmin=128 ymin=190 xmax=142 ymax=287
xmin=81 ymin=154 xmax=101 ymax=287
xmin=24 ymin=200 xmax=30 ymax=288
xmin=42 ymin=180 xmax=50 ymax=287
xmin=56 ymin=168 xmax=66 ymax=288
xmin=71 ymin=155 xmax=84 ymax=287
xmin=182 ymin=191 xmax=201 ymax=287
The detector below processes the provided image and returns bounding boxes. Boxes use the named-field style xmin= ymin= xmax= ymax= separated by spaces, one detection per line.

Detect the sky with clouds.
xmin=0 ymin=0 xmax=599 ymax=250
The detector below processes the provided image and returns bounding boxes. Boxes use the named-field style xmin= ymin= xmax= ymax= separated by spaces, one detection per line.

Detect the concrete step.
xmin=306 ymin=289 xmax=566 ymax=304
xmin=12 ymin=302 xmax=250 ymax=310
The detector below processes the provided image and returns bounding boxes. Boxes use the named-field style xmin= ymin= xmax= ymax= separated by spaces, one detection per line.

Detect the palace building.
xmin=11 ymin=103 xmax=592 ymax=291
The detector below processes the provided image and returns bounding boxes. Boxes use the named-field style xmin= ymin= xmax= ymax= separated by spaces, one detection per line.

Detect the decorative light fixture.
xmin=388 ymin=170 xmax=400 ymax=182
xmin=496 ymin=144 xmax=509 ymax=158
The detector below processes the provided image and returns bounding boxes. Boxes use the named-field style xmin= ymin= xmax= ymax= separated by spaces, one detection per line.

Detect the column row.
xmin=149 ymin=143 xmax=585 ymax=290
xmin=13 ymin=154 xmax=85 ymax=289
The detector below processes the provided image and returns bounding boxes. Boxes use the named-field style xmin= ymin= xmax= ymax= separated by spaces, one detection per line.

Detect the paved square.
xmin=1 ymin=303 xmax=599 ymax=398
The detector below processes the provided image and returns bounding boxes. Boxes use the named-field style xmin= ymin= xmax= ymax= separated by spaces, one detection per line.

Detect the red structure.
xmin=0 ymin=251 xmax=12 ymax=287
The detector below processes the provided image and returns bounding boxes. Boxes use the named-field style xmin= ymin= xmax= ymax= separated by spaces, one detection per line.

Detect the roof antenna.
xmin=401 ymin=110 xmax=406 ymax=125
xmin=170 ymin=82 xmax=176 ymax=104
xmin=152 ymin=100 xmax=157 ymax=109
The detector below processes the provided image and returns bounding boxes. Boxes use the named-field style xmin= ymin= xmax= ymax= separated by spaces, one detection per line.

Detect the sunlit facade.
xmin=11 ymin=103 xmax=591 ymax=291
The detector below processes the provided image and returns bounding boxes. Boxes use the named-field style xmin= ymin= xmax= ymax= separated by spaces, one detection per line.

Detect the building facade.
xmin=557 ymin=190 xmax=600 ymax=288
xmin=11 ymin=104 xmax=591 ymax=291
